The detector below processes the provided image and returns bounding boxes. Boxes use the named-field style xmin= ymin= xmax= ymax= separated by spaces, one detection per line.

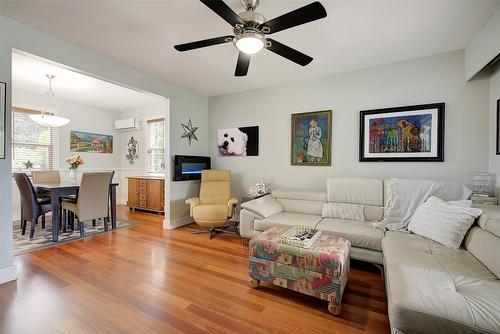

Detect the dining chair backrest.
xmin=77 ymin=172 xmax=113 ymax=221
xmin=31 ymin=170 xmax=61 ymax=184
xmin=13 ymin=173 xmax=40 ymax=222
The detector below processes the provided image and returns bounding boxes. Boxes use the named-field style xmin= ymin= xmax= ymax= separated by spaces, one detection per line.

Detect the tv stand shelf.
xmin=127 ymin=176 xmax=165 ymax=214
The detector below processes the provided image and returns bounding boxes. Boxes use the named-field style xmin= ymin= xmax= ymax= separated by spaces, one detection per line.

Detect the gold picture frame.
xmin=291 ymin=110 xmax=332 ymax=166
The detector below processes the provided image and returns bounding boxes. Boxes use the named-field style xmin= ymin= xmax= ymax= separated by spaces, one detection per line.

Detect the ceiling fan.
xmin=174 ymin=0 xmax=327 ymax=76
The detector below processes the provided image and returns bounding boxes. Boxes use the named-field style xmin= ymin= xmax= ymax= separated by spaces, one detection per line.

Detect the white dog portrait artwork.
xmin=217 ymin=126 xmax=259 ymax=157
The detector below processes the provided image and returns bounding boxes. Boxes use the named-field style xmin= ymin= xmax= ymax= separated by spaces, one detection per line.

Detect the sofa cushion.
xmin=476 ymin=205 xmax=500 ymax=238
xmin=327 ymin=177 xmax=383 ymax=206
xmin=322 ymin=203 xmax=365 ymax=221
xmin=271 ymin=189 xmax=326 ymax=201
xmin=465 ymin=227 xmax=500 ymax=279
xmin=192 ymin=205 xmax=228 ymax=221
xmin=383 ymin=231 xmax=500 ymax=334
xmin=241 ymin=195 xmax=283 ymax=218
xmin=253 ymin=212 xmax=322 ymax=231
xmin=316 ymin=218 xmax=384 ymax=251
xmin=277 ymin=198 xmax=325 ymax=215
xmin=364 ymin=205 xmax=384 ymax=222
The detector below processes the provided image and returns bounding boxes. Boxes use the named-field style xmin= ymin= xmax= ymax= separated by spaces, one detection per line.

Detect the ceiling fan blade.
xmin=259 ymin=1 xmax=327 ymax=34
xmin=200 ymin=0 xmax=245 ymax=27
xmin=235 ymin=52 xmax=251 ymax=76
xmin=266 ymin=39 xmax=313 ymax=66
xmin=174 ymin=36 xmax=234 ymax=52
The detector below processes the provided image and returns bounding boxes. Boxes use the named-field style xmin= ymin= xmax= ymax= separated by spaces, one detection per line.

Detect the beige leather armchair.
xmin=186 ymin=169 xmax=238 ymax=239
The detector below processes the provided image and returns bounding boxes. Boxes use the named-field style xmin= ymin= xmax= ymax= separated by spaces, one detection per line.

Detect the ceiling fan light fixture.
xmin=234 ymin=32 xmax=265 ymax=55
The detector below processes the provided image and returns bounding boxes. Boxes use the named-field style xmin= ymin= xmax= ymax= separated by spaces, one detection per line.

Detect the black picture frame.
xmin=0 ymin=82 xmax=6 ymax=160
xmin=359 ymin=103 xmax=445 ymax=162
xmin=496 ymin=99 xmax=500 ymax=155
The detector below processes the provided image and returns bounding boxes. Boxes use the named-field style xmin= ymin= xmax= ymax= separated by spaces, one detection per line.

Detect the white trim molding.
xmin=0 ymin=265 xmax=17 ymax=285
xmin=163 ymin=216 xmax=191 ymax=230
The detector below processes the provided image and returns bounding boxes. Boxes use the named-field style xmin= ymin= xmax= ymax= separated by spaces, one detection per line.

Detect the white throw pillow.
xmin=408 ymin=196 xmax=482 ymax=248
xmin=241 ymin=195 xmax=283 ymax=218
xmin=322 ymin=203 xmax=365 ymax=222
xmin=381 ymin=178 xmax=473 ymax=231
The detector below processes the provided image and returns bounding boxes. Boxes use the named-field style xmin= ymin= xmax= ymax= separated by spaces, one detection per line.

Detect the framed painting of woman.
xmin=291 ymin=110 xmax=332 ymax=166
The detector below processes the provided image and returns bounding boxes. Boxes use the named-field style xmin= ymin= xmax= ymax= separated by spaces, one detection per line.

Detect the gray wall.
xmin=209 ymin=51 xmax=490 ymax=197
xmin=0 ymin=15 xmax=208 ymax=280
xmin=489 ymin=63 xmax=500 ymax=191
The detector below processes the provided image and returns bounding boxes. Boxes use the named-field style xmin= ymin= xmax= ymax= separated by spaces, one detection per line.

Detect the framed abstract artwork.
xmin=496 ymin=99 xmax=500 ymax=155
xmin=70 ymin=131 xmax=113 ymax=153
xmin=291 ymin=110 xmax=332 ymax=166
xmin=359 ymin=103 xmax=445 ymax=162
xmin=0 ymin=82 xmax=5 ymax=159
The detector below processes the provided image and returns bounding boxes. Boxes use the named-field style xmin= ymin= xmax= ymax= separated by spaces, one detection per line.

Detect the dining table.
xmin=33 ymin=181 xmax=119 ymax=242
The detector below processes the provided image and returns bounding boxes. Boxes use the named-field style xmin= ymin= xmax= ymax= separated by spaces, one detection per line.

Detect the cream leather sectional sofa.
xmin=239 ymin=177 xmax=500 ymax=334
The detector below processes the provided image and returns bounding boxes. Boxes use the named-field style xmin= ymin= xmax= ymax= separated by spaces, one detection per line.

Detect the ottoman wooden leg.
xmin=249 ymin=277 xmax=260 ymax=288
xmin=328 ymin=301 xmax=342 ymax=315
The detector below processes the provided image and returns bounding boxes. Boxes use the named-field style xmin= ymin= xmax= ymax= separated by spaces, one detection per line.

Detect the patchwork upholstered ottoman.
xmin=248 ymin=226 xmax=351 ymax=315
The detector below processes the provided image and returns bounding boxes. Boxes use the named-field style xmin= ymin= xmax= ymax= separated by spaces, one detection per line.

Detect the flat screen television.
xmin=173 ymin=155 xmax=211 ymax=181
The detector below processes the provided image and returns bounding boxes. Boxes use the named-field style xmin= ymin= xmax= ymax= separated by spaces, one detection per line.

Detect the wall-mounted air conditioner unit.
xmin=114 ymin=118 xmax=141 ymax=131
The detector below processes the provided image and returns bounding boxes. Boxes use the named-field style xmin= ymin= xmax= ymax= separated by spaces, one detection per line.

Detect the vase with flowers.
xmin=65 ymin=155 xmax=84 ymax=182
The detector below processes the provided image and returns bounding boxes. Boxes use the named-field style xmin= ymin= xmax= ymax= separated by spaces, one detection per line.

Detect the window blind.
xmin=12 ymin=107 xmax=54 ymax=171
xmin=147 ymin=118 xmax=165 ymax=173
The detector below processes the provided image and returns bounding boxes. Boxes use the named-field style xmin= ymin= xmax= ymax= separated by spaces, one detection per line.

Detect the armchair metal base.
xmin=191 ymin=224 xmax=237 ymax=239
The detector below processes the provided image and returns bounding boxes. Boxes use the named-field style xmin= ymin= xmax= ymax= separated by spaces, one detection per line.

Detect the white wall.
xmin=0 ymin=15 xmax=208 ymax=283
xmin=489 ymin=63 xmax=500 ymax=192
xmin=13 ymin=89 xmax=122 ymax=169
xmin=209 ymin=51 xmax=490 ymax=197
xmin=118 ymin=101 xmax=166 ymax=205
xmin=465 ymin=7 xmax=500 ymax=80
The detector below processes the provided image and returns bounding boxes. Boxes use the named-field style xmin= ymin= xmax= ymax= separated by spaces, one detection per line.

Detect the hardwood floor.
xmin=0 ymin=206 xmax=390 ymax=334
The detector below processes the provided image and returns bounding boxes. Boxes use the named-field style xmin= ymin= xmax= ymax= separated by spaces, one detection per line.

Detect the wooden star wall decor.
xmin=180 ymin=118 xmax=199 ymax=146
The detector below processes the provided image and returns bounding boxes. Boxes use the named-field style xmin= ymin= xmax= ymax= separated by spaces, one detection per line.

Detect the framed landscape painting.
xmin=359 ymin=103 xmax=444 ymax=162
xmin=291 ymin=110 xmax=332 ymax=166
xmin=70 ymin=131 xmax=113 ymax=153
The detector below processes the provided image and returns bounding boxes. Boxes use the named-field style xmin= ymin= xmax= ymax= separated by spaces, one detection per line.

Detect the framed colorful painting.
xmin=70 ymin=131 xmax=113 ymax=153
xmin=359 ymin=103 xmax=444 ymax=162
xmin=291 ymin=110 xmax=332 ymax=166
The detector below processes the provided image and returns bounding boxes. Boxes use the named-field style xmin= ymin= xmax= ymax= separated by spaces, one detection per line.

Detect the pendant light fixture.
xmin=29 ymin=74 xmax=70 ymax=127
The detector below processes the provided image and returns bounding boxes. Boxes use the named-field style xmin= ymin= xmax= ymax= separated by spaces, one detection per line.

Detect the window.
xmin=12 ymin=107 xmax=54 ymax=172
xmin=147 ymin=118 xmax=165 ymax=173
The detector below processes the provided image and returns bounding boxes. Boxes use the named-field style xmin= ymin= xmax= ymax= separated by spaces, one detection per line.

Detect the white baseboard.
xmin=0 ymin=265 xmax=17 ymax=285
xmin=163 ymin=216 xmax=192 ymax=230
xmin=13 ymin=211 xmax=21 ymax=221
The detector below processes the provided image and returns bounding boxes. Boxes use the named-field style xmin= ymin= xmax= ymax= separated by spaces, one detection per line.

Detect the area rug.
xmin=13 ymin=216 xmax=136 ymax=255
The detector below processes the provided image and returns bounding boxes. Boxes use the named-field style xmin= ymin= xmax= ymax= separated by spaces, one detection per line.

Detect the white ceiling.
xmin=12 ymin=52 xmax=163 ymax=111
xmin=2 ymin=0 xmax=499 ymax=97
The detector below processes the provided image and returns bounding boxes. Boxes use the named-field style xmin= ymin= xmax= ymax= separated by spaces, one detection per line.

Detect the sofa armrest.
xmin=227 ymin=197 xmax=238 ymax=217
xmin=239 ymin=208 xmax=264 ymax=239
xmin=475 ymin=204 xmax=500 ymax=237
xmin=185 ymin=197 xmax=200 ymax=217
xmin=241 ymin=194 xmax=283 ymax=218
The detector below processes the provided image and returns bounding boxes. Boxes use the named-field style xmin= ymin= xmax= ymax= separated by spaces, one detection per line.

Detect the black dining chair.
xmin=13 ymin=173 xmax=53 ymax=239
